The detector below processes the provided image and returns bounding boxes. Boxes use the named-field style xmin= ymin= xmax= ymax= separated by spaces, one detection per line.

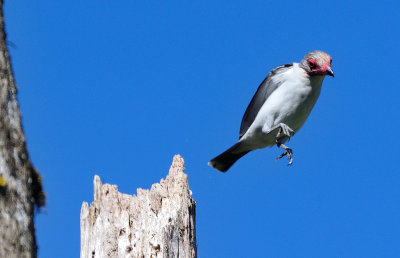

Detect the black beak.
xmin=326 ymin=66 xmax=334 ymax=77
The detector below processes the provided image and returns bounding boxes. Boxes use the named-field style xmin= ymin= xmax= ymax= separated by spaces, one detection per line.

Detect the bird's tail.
xmin=208 ymin=142 xmax=250 ymax=172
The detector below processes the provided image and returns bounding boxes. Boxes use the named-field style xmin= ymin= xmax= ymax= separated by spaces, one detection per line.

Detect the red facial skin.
xmin=308 ymin=58 xmax=332 ymax=76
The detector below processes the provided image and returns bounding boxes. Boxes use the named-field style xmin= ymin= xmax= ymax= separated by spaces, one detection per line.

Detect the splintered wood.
xmin=80 ymin=155 xmax=196 ymax=258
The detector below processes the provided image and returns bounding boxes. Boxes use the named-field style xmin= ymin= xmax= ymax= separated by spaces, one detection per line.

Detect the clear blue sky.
xmin=5 ymin=0 xmax=400 ymax=257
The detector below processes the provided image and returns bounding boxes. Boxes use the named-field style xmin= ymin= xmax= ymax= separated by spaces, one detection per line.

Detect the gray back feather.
xmin=239 ymin=63 xmax=293 ymax=139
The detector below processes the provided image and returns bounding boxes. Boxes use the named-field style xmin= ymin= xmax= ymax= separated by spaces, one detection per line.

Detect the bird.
xmin=208 ymin=50 xmax=334 ymax=172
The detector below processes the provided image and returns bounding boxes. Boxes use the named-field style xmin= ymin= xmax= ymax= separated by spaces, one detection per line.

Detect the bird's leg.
xmin=274 ymin=123 xmax=295 ymax=166
xmin=275 ymin=140 xmax=293 ymax=166
xmin=263 ymin=122 xmax=295 ymax=165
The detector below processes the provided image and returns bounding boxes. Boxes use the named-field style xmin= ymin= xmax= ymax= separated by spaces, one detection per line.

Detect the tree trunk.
xmin=81 ymin=155 xmax=197 ymax=258
xmin=0 ymin=0 xmax=43 ymax=257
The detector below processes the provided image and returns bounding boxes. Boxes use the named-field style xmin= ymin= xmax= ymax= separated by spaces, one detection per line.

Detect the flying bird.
xmin=209 ymin=50 xmax=334 ymax=172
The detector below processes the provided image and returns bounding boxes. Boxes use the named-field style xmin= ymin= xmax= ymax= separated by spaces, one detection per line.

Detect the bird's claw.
xmin=275 ymin=148 xmax=293 ymax=166
xmin=277 ymin=124 xmax=295 ymax=139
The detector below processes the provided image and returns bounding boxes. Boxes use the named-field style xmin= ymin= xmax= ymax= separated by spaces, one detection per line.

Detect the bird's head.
xmin=300 ymin=50 xmax=334 ymax=77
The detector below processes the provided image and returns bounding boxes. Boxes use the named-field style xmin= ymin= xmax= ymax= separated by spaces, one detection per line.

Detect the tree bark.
xmin=81 ymin=155 xmax=197 ymax=258
xmin=0 ymin=0 xmax=43 ymax=257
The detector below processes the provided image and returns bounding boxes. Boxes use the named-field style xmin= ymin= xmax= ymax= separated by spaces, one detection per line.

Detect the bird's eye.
xmin=308 ymin=59 xmax=316 ymax=69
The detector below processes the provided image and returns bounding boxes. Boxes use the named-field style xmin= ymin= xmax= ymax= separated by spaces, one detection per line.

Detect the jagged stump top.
xmin=80 ymin=155 xmax=197 ymax=258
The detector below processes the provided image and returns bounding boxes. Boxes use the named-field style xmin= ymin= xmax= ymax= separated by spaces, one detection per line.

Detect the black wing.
xmin=239 ymin=63 xmax=293 ymax=139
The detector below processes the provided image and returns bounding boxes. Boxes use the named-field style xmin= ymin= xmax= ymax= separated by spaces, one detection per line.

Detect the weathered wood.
xmin=0 ymin=0 xmax=43 ymax=257
xmin=81 ymin=155 xmax=197 ymax=258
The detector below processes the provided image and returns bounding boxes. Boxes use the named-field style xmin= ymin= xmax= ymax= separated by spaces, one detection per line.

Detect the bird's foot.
xmin=275 ymin=142 xmax=293 ymax=166
xmin=276 ymin=123 xmax=295 ymax=139
xmin=275 ymin=148 xmax=293 ymax=166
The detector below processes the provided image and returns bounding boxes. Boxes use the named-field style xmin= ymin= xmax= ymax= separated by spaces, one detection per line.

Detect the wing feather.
xmin=239 ymin=63 xmax=293 ymax=139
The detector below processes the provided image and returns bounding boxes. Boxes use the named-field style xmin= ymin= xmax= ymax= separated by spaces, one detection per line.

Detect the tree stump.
xmin=80 ymin=155 xmax=197 ymax=258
